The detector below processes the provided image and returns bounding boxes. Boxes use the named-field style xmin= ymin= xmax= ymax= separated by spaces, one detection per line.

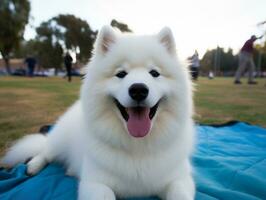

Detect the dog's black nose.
xmin=129 ymin=83 xmax=149 ymax=102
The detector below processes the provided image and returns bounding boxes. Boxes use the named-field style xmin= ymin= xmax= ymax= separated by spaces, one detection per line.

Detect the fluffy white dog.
xmin=1 ymin=26 xmax=195 ymax=200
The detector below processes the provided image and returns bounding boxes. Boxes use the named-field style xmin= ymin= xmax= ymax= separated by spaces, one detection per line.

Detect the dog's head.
xmin=81 ymin=26 xmax=193 ymax=144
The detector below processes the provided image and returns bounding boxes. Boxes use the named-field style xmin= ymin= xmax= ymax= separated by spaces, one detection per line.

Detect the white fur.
xmin=1 ymin=26 xmax=195 ymax=200
xmin=1 ymin=134 xmax=47 ymax=167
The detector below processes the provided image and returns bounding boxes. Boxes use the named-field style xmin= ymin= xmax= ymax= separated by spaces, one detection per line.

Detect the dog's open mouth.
xmin=115 ymin=99 xmax=159 ymax=138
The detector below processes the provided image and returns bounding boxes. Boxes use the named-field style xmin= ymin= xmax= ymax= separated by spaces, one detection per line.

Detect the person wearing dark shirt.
xmin=24 ymin=56 xmax=37 ymax=77
xmin=234 ymin=35 xmax=263 ymax=84
xmin=64 ymin=53 xmax=73 ymax=82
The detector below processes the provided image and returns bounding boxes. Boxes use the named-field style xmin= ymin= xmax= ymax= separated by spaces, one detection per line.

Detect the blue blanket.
xmin=1 ymin=122 xmax=266 ymax=200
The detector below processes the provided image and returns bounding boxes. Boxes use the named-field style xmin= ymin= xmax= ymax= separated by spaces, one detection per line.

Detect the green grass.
xmin=0 ymin=76 xmax=266 ymax=155
xmin=0 ymin=77 xmax=80 ymax=154
xmin=194 ymin=77 xmax=266 ymax=125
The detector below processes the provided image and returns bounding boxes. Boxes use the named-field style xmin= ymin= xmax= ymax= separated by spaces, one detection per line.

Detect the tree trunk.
xmin=3 ymin=57 xmax=12 ymax=75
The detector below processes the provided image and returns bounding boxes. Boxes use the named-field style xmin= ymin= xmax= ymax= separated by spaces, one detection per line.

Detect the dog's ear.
xmin=96 ymin=25 xmax=116 ymax=55
xmin=157 ymin=27 xmax=176 ymax=55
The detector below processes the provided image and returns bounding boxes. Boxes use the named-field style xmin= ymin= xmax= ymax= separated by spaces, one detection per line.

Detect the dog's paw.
xmin=27 ymin=155 xmax=47 ymax=176
xmin=162 ymin=177 xmax=195 ymax=200
xmin=166 ymin=189 xmax=193 ymax=200
xmin=78 ymin=182 xmax=116 ymax=200
xmin=65 ymin=167 xmax=76 ymax=177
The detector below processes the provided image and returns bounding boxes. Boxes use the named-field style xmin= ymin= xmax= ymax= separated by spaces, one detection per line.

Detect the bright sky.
xmin=25 ymin=0 xmax=266 ymax=59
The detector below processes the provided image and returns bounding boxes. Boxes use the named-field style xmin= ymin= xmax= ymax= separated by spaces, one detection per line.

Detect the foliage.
xmin=52 ymin=14 xmax=97 ymax=63
xmin=13 ymin=39 xmax=39 ymax=58
xmin=111 ymin=19 xmax=132 ymax=32
xmin=200 ymin=50 xmax=214 ymax=73
xmin=16 ymin=14 xmax=97 ymax=70
xmin=201 ymin=39 xmax=266 ymax=75
xmin=0 ymin=0 xmax=30 ymax=74
xmin=254 ymin=42 xmax=266 ymax=72
xmin=33 ymin=21 xmax=63 ymax=71
xmin=201 ymin=47 xmax=238 ymax=75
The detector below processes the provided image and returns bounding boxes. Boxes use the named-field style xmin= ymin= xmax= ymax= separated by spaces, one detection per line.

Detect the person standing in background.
xmin=24 ymin=56 xmax=37 ymax=77
xmin=234 ymin=35 xmax=263 ymax=84
xmin=64 ymin=52 xmax=73 ymax=82
xmin=188 ymin=50 xmax=200 ymax=80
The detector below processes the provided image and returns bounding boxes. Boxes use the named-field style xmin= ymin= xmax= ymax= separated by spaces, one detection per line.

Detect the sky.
xmin=24 ymin=0 xmax=266 ymax=59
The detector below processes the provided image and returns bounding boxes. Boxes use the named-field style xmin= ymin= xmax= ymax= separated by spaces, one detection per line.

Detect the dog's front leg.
xmin=78 ymin=181 xmax=116 ymax=200
xmin=27 ymin=154 xmax=48 ymax=175
xmin=78 ymin=157 xmax=116 ymax=200
xmin=160 ymin=175 xmax=195 ymax=200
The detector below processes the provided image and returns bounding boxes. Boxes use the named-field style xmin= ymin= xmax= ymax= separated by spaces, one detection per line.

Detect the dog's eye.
xmin=116 ymin=71 xmax=128 ymax=78
xmin=149 ymin=70 xmax=160 ymax=78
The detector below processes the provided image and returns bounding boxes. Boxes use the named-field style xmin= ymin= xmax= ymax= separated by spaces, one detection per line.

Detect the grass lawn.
xmin=0 ymin=76 xmax=266 ymax=155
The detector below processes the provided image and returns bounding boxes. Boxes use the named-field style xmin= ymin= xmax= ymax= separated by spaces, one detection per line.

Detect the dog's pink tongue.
xmin=127 ymin=108 xmax=151 ymax=138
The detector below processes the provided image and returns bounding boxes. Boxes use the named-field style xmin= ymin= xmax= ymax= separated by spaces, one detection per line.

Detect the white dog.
xmin=1 ymin=26 xmax=195 ymax=200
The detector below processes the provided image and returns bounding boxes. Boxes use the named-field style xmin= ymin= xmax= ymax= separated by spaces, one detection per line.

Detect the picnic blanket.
xmin=1 ymin=121 xmax=266 ymax=200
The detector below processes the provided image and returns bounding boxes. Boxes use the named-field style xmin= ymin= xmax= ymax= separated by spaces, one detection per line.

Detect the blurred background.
xmin=0 ymin=0 xmax=266 ymax=153
xmin=0 ymin=0 xmax=266 ymax=76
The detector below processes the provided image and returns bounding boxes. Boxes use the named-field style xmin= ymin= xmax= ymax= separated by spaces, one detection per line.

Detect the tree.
xmin=111 ymin=19 xmax=132 ymax=32
xmin=34 ymin=21 xmax=63 ymax=73
xmin=254 ymin=42 xmax=266 ymax=73
xmin=200 ymin=48 xmax=237 ymax=76
xmin=220 ymin=48 xmax=237 ymax=72
xmin=13 ymin=39 xmax=39 ymax=58
xmin=27 ymin=15 xmax=96 ymax=73
xmin=52 ymin=14 xmax=97 ymax=63
xmin=0 ymin=0 xmax=30 ymax=74
xmin=200 ymin=50 xmax=215 ymax=74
